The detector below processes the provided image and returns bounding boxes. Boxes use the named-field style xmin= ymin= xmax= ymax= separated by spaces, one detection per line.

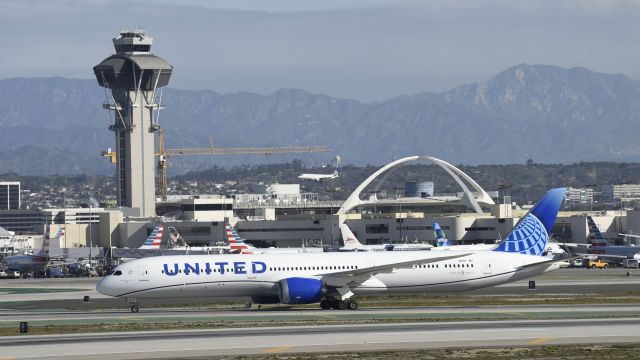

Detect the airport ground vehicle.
xmin=587 ymin=259 xmax=609 ymax=269
xmin=624 ymin=259 xmax=639 ymax=268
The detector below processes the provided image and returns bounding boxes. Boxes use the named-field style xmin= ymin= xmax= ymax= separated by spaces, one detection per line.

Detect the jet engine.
xmin=278 ymin=277 xmax=325 ymax=304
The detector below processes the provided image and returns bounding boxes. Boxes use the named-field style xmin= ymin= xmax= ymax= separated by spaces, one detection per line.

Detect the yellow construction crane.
xmin=103 ymin=128 xmax=331 ymax=199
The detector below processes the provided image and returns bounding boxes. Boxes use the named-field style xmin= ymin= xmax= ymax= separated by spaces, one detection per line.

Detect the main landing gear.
xmin=320 ymin=297 xmax=358 ymax=310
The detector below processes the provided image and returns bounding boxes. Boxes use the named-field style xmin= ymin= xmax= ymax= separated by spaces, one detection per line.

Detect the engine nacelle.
xmin=278 ymin=277 xmax=324 ymax=304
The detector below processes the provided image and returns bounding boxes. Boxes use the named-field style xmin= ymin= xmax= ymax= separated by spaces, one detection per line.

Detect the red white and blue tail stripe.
xmin=225 ymin=223 xmax=253 ymax=254
xmin=140 ymin=225 xmax=164 ymax=249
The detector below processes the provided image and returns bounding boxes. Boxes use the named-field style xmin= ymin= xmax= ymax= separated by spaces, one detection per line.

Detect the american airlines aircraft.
xmin=97 ymin=188 xmax=567 ymax=313
xmin=587 ymin=216 xmax=640 ymax=260
xmin=5 ymin=227 xmax=62 ymax=274
xmin=225 ymin=224 xmax=323 ymax=254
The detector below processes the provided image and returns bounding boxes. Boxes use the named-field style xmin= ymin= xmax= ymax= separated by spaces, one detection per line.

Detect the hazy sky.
xmin=1 ymin=0 xmax=639 ymax=100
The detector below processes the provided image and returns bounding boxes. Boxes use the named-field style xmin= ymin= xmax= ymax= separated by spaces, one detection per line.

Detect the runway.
xmin=3 ymin=318 xmax=640 ymax=359
xmin=2 ymin=304 xmax=640 ymax=324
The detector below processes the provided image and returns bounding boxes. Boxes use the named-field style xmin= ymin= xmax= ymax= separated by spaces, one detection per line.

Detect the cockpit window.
xmin=112 ymin=270 xmax=122 ymax=276
xmin=106 ymin=270 xmax=115 ymax=276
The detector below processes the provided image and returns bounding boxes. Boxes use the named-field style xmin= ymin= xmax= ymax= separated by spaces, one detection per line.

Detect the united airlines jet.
xmin=97 ymin=188 xmax=567 ymax=313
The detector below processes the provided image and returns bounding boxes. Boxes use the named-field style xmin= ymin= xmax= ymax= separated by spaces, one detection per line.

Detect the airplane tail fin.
xmin=587 ymin=216 xmax=608 ymax=247
xmin=38 ymin=225 xmax=56 ymax=256
xmin=434 ymin=223 xmax=450 ymax=247
xmin=140 ymin=224 xmax=164 ymax=249
xmin=225 ymin=223 xmax=253 ymax=254
xmin=493 ymin=187 xmax=567 ymax=256
xmin=340 ymin=223 xmax=363 ymax=249
xmin=167 ymin=226 xmax=188 ymax=249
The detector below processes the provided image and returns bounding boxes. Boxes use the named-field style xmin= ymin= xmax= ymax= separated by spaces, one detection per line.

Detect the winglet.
xmin=494 ymin=187 xmax=567 ymax=256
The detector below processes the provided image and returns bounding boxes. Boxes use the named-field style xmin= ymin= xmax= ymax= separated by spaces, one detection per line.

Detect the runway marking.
xmin=119 ymin=317 xmax=144 ymax=320
xmin=316 ymin=314 xmax=337 ymax=319
xmin=263 ymin=345 xmax=293 ymax=353
xmin=503 ymin=312 xmax=525 ymax=316
xmin=528 ymin=337 xmax=553 ymax=345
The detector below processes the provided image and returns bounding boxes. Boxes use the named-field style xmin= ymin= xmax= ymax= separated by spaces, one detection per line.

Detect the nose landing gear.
xmin=126 ymin=297 xmax=139 ymax=313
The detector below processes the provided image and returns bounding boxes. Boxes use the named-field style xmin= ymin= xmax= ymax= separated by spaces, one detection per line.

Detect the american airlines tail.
xmin=587 ymin=216 xmax=608 ymax=247
xmin=225 ymin=223 xmax=254 ymax=254
xmin=494 ymin=187 xmax=567 ymax=256
xmin=140 ymin=225 xmax=164 ymax=249
xmin=37 ymin=226 xmax=58 ymax=256
xmin=434 ymin=223 xmax=449 ymax=247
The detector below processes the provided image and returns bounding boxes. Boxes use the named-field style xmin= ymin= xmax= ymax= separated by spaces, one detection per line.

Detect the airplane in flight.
xmin=339 ymin=224 xmax=432 ymax=251
xmin=4 ymin=227 xmax=62 ymax=274
xmin=298 ymin=169 xmax=339 ymax=182
xmin=97 ymin=188 xmax=567 ymax=313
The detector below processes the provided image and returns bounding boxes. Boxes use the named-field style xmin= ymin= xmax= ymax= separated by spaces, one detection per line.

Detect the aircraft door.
xmin=138 ymin=265 xmax=150 ymax=281
xmin=483 ymin=259 xmax=493 ymax=275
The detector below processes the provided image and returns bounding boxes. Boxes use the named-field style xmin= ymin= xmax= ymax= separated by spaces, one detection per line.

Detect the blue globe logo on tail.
xmin=494 ymin=188 xmax=567 ymax=256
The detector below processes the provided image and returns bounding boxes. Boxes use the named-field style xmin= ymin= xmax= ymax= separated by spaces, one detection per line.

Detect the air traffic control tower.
xmin=93 ymin=30 xmax=173 ymax=217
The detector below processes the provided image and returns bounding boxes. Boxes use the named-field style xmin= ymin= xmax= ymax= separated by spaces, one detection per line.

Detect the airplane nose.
xmin=96 ymin=277 xmax=109 ymax=296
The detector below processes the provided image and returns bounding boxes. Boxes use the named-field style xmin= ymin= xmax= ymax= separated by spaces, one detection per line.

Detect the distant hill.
xmin=1 ymin=64 xmax=639 ymax=175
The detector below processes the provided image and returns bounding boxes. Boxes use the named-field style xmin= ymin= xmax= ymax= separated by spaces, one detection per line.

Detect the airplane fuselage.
xmin=97 ymin=251 xmax=559 ymax=301
xmin=5 ymin=254 xmax=49 ymax=273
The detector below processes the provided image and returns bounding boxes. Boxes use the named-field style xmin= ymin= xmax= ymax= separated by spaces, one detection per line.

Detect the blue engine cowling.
xmin=278 ymin=277 xmax=325 ymax=304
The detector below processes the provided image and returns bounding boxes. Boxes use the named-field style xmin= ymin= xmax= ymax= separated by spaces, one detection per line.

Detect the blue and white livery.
xmin=98 ymin=188 xmax=567 ymax=312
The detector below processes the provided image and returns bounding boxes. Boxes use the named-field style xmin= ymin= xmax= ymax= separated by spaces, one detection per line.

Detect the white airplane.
xmin=429 ymin=223 xmax=495 ymax=251
xmin=225 ymin=224 xmax=323 ymax=254
xmin=97 ymin=188 xmax=567 ymax=313
xmin=4 ymin=227 xmax=62 ymax=274
xmin=587 ymin=216 xmax=640 ymax=260
xmin=298 ymin=169 xmax=339 ymax=182
xmin=339 ymin=224 xmax=432 ymax=251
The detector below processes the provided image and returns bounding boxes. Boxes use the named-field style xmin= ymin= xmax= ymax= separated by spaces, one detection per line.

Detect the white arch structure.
xmin=337 ymin=155 xmax=495 ymax=215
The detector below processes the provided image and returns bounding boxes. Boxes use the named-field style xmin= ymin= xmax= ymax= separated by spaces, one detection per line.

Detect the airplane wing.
xmin=619 ymin=233 xmax=640 ymax=239
xmin=319 ymin=253 xmax=471 ymax=288
xmin=594 ymin=254 xmax=633 ymax=260
xmin=515 ymin=256 xmax=575 ymax=270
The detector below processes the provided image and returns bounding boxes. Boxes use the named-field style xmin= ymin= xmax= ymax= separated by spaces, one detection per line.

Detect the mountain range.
xmin=1 ymin=64 xmax=639 ymax=175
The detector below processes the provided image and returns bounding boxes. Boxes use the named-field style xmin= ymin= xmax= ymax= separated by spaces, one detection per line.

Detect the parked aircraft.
xmin=434 ymin=223 xmax=449 ymax=247
xmin=5 ymin=227 xmax=61 ymax=274
xmin=97 ymin=188 xmax=568 ymax=312
xmin=587 ymin=216 xmax=640 ymax=260
xmin=339 ymin=224 xmax=432 ymax=251
xmin=226 ymin=224 xmax=323 ymax=254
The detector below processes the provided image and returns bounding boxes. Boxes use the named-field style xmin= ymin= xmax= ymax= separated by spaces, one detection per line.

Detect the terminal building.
xmin=0 ymin=182 xmax=20 ymax=210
